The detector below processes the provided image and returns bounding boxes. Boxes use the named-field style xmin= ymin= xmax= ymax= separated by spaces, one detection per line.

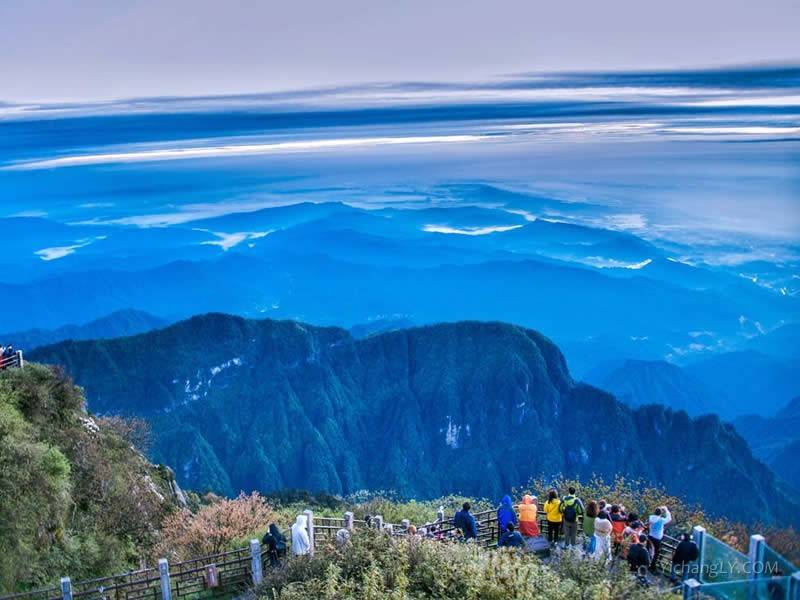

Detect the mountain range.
xmin=733 ymin=398 xmax=800 ymax=492
xmin=30 ymin=314 xmax=800 ymax=527
xmin=584 ymin=348 xmax=800 ymax=419
xmin=0 ymin=308 xmax=166 ymax=351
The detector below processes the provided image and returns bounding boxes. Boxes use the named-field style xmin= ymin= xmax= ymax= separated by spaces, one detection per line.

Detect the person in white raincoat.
xmin=291 ymin=514 xmax=311 ymax=556
xmin=592 ymin=515 xmax=613 ymax=561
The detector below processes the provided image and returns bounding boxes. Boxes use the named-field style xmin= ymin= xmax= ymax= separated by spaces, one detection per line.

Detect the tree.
xmin=154 ymin=492 xmax=274 ymax=560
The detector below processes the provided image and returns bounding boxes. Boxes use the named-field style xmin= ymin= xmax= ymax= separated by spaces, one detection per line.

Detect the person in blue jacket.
xmin=497 ymin=495 xmax=517 ymax=538
xmin=453 ymin=502 xmax=478 ymax=540
xmin=498 ymin=523 xmax=524 ymax=548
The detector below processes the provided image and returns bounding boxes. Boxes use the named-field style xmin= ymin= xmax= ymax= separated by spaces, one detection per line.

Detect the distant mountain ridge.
xmin=4 ymin=197 xmax=797 ymax=380
xmin=30 ymin=314 xmax=799 ymax=527
xmin=1 ymin=309 xmax=166 ymax=351
xmin=733 ymin=397 xmax=800 ymax=491
xmin=684 ymin=351 xmax=800 ymax=418
xmin=590 ymin=359 xmax=712 ymax=416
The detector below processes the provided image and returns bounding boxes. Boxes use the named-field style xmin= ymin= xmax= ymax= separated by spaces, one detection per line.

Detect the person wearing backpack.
xmin=559 ymin=486 xmax=585 ymax=547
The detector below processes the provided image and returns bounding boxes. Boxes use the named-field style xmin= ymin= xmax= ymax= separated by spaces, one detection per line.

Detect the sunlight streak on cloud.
xmin=6 ymin=135 xmax=486 ymax=170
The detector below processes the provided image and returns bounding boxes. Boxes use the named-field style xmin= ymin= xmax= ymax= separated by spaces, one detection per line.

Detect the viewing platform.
xmin=3 ymin=505 xmax=797 ymax=600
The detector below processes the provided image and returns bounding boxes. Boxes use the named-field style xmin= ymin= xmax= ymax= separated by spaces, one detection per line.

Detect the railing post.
xmin=16 ymin=350 xmax=23 ymax=368
xmin=344 ymin=511 xmax=354 ymax=531
xmin=158 ymin=558 xmax=171 ymax=600
xmin=373 ymin=515 xmax=383 ymax=530
xmin=747 ymin=534 xmax=765 ymax=581
xmin=304 ymin=509 xmax=315 ymax=556
xmin=789 ymin=572 xmax=800 ymax=600
xmin=250 ymin=539 xmax=263 ymax=585
xmin=692 ymin=526 xmax=706 ymax=583
xmin=60 ymin=577 xmax=73 ymax=600
xmin=437 ymin=507 xmax=445 ymax=523
xmin=401 ymin=519 xmax=410 ymax=531
xmin=682 ymin=578 xmax=701 ymax=600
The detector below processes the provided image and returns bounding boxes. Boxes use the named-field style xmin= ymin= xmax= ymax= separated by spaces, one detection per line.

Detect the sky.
xmin=1 ymin=0 xmax=799 ymax=103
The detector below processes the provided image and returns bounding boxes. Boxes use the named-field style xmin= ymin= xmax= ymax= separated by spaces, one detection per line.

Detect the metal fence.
xmin=681 ymin=527 xmax=800 ymax=600
xmin=0 ymin=350 xmax=23 ymax=370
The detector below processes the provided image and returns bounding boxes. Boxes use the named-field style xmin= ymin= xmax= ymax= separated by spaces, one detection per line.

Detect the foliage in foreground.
xmin=256 ymin=529 xmax=667 ymax=600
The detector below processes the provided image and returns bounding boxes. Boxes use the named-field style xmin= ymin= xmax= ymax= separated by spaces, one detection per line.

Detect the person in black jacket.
xmin=628 ymin=534 xmax=652 ymax=575
xmin=262 ymin=523 xmax=287 ymax=567
xmin=671 ymin=533 xmax=700 ymax=582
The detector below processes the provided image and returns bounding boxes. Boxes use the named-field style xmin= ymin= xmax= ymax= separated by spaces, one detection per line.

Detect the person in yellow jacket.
xmin=517 ymin=494 xmax=540 ymax=537
xmin=543 ymin=489 xmax=562 ymax=545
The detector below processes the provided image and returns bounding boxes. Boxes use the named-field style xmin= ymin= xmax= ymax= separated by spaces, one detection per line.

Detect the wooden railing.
xmin=2 ymin=542 xmax=266 ymax=600
xmin=0 ymin=350 xmax=23 ymax=371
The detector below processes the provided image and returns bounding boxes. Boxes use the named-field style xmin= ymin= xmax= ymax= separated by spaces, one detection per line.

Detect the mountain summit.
xmin=30 ymin=314 xmax=798 ymax=526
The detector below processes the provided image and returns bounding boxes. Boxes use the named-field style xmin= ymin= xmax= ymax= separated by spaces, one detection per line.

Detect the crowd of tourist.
xmin=265 ymin=485 xmax=700 ymax=587
xmin=481 ymin=487 xmax=694 ymax=583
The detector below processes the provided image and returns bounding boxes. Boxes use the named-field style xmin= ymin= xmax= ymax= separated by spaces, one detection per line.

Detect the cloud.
xmin=199 ymin=230 xmax=273 ymax=250
xmin=10 ymin=210 xmax=47 ymax=218
xmin=580 ymin=256 xmax=652 ymax=269
xmin=604 ymin=213 xmax=649 ymax=231
xmin=34 ymin=235 xmax=107 ymax=260
xmin=422 ymin=224 xmax=523 ymax=235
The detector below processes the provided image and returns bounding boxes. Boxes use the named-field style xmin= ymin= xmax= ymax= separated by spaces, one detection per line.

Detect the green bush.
xmin=0 ymin=365 xmax=176 ymax=591
xmin=257 ymin=530 xmax=667 ymax=600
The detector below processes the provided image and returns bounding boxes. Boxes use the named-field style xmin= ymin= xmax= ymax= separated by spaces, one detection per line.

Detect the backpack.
xmin=562 ymin=497 xmax=578 ymax=523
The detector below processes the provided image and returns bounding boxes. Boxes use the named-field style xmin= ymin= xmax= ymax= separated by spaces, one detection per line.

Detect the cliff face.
xmin=31 ymin=314 xmax=799 ymax=526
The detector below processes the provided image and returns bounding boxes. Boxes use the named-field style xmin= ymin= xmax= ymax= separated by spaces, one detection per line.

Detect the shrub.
xmin=257 ymin=530 xmax=668 ymax=600
xmin=154 ymin=492 xmax=274 ymax=560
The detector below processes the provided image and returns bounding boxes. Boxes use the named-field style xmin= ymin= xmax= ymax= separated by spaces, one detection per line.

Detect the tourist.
xmin=544 ymin=489 xmax=562 ymax=545
xmin=592 ymin=513 xmax=613 ymax=561
xmin=518 ymin=494 xmax=540 ymax=537
xmin=671 ymin=533 xmax=699 ymax=582
xmin=621 ymin=518 xmax=645 ymax=558
xmin=498 ymin=523 xmax=524 ymax=548
xmin=583 ymin=501 xmax=598 ymax=553
xmin=454 ymin=502 xmax=478 ymax=541
xmin=336 ymin=527 xmax=351 ymax=548
xmin=647 ymin=505 xmax=672 ymax=571
xmin=609 ymin=505 xmax=627 ymax=553
xmin=597 ymin=500 xmax=610 ymax=520
xmin=560 ymin=486 xmax=585 ymax=547
xmin=628 ymin=534 xmax=651 ymax=574
xmin=497 ymin=495 xmax=517 ymax=538
xmin=291 ymin=514 xmax=311 ymax=556
xmin=262 ymin=523 xmax=287 ymax=567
